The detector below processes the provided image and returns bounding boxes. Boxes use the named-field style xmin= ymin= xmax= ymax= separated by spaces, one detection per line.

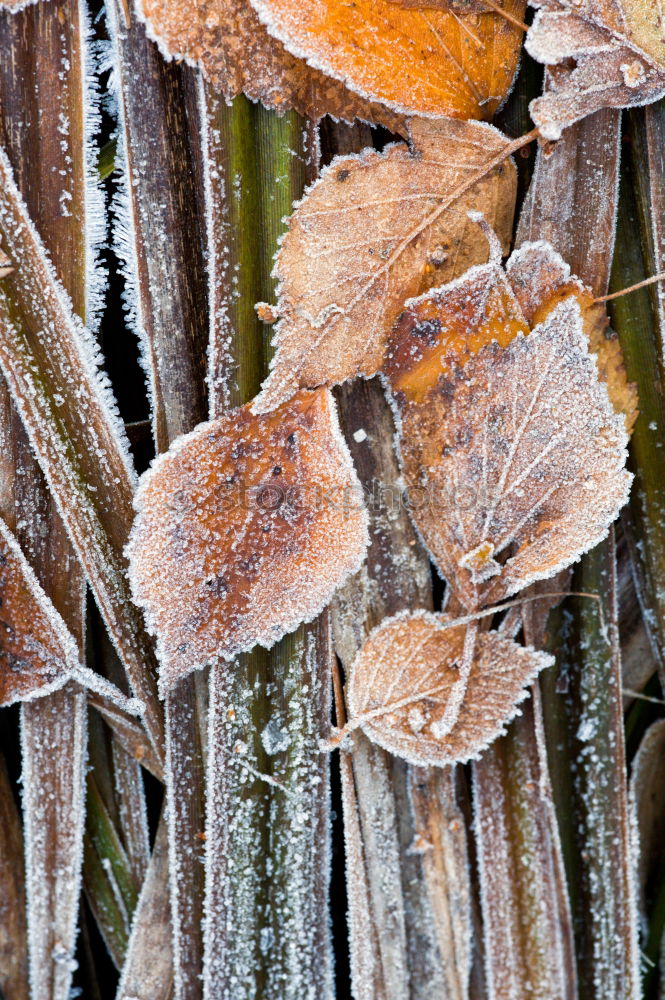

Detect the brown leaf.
xmin=0 ymin=517 xmax=77 ymax=705
xmin=249 ymin=0 xmax=526 ymax=119
xmin=385 ymin=276 xmax=632 ymax=611
xmin=505 ymin=240 xmax=638 ymax=430
xmin=253 ymin=117 xmax=517 ymax=413
xmin=135 ymin=0 xmax=403 ymax=130
xmin=345 ymin=611 xmax=552 ymax=766
xmin=526 ymin=0 xmax=665 ymax=138
xmin=128 ymin=387 xmax=368 ymax=693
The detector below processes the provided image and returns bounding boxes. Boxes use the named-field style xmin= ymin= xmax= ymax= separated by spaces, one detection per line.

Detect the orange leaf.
xmin=253 ymin=118 xmax=517 ymax=413
xmin=345 ymin=611 xmax=552 ymax=766
xmin=526 ymin=0 xmax=665 ymax=138
xmin=128 ymin=388 xmax=368 ymax=693
xmin=0 ymin=519 xmax=76 ymax=706
xmin=506 ymin=240 xmax=638 ymax=431
xmin=135 ymin=0 xmax=404 ymax=129
xmin=385 ymin=256 xmax=632 ymax=611
xmin=249 ymin=0 xmax=527 ymax=119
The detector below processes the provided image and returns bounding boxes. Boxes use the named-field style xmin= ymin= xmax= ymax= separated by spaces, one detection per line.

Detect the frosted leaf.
xmin=249 ymin=0 xmax=526 ymax=119
xmin=128 ymin=388 xmax=368 ymax=693
xmin=135 ymin=0 xmax=403 ymax=130
xmin=253 ymin=118 xmax=517 ymax=413
xmin=506 ymin=240 xmax=637 ymax=430
xmin=0 ymin=518 xmax=79 ymax=705
xmin=386 ymin=288 xmax=632 ymax=611
xmin=345 ymin=610 xmax=552 ymax=766
xmin=526 ymin=1 xmax=665 ymax=138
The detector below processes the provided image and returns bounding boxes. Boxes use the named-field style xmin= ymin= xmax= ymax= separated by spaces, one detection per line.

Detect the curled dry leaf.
xmin=249 ymin=0 xmax=526 ymax=119
xmin=345 ymin=610 xmax=553 ymax=766
xmin=135 ymin=0 xmax=403 ymax=130
xmin=128 ymin=387 xmax=368 ymax=693
xmin=526 ymin=0 xmax=665 ymax=139
xmin=384 ymin=241 xmax=632 ymax=611
xmin=253 ymin=117 xmax=517 ymax=413
xmin=0 ymin=518 xmax=77 ymax=705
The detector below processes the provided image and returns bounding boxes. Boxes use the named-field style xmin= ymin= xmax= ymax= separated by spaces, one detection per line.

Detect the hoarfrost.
xmin=526 ymin=0 xmax=665 ymax=139
xmin=203 ymin=627 xmax=334 ymax=999
xmin=21 ymin=684 xmax=87 ymax=1000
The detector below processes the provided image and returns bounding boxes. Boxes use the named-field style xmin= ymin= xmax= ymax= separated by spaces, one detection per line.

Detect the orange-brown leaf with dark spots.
xmin=128 ymin=388 xmax=368 ymax=693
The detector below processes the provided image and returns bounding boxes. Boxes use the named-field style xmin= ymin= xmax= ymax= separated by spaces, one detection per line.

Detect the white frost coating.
xmin=203 ymin=633 xmax=334 ymax=1000
xmin=388 ymin=295 xmax=632 ymax=612
xmin=104 ymin=0 xmax=160 ymax=442
xmin=253 ymin=120 xmax=517 ymax=414
xmin=21 ymin=685 xmax=88 ymax=1000
xmin=0 ymin=0 xmax=40 ymax=10
xmin=197 ymin=73 xmax=235 ymax=420
xmin=0 ymin=146 xmax=137 ymax=488
xmin=79 ymin=0 xmax=109 ymax=332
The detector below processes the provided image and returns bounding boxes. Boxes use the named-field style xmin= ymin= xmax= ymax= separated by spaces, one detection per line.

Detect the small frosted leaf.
xmin=0 ymin=519 xmax=78 ymax=705
xmin=386 ymin=283 xmax=632 ymax=611
xmin=526 ymin=2 xmax=665 ymax=138
xmin=506 ymin=240 xmax=637 ymax=430
xmin=253 ymin=118 xmax=517 ymax=413
xmin=346 ymin=611 xmax=552 ymax=766
xmin=249 ymin=0 xmax=526 ymax=119
xmin=135 ymin=0 xmax=403 ymax=130
xmin=128 ymin=388 xmax=368 ymax=693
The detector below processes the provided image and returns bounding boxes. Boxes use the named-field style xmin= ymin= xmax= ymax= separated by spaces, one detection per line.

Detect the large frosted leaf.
xmin=136 ymin=0 xmax=402 ymax=130
xmin=387 ymin=290 xmax=632 ymax=611
xmin=253 ymin=118 xmax=518 ymax=413
xmin=128 ymin=387 xmax=368 ymax=692
xmin=249 ymin=0 xmax=526 ymax=119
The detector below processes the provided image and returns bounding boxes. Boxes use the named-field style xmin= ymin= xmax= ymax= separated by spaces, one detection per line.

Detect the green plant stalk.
xmin=83 ymin=773 xmax=139 ymax=967
xmin=609 ymin=115 xmax=665 ymax=998
xmin=541 ymin=535 xmax=640 ymax=998
xmin=202 ymin=96 xmax=333 ymax=999
xmin=611 ymin=109 xmax=665 ymax=683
